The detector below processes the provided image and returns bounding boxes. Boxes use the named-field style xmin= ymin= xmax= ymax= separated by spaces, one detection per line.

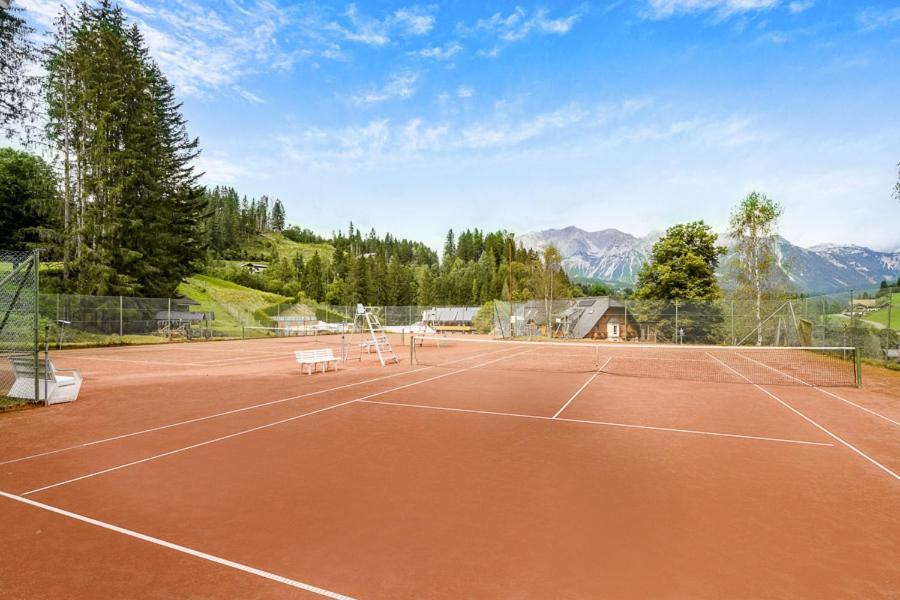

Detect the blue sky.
xmin=20 ymin=0 xmax=900 ymax=251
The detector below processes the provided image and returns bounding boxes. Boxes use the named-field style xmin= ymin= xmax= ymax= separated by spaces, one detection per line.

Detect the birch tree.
xmin=728 ymin=192 xmax=783 ymax=346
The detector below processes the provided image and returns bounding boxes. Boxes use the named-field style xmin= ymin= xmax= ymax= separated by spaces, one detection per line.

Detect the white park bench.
xmin=7 ymin=355 xmax=82 ymax=405
xmin=294 ymin=348 xmax=339 ymax=375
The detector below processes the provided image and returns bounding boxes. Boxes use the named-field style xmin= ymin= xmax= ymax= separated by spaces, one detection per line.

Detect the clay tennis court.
xmin=1 ymin=335 xmax=898 ymax=599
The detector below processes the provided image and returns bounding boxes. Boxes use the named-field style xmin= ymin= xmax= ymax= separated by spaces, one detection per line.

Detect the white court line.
xmin=358 ymin=400 xmax=834 ymax=447
xmin=23 ymin=348 xmax=532 ymax=496
xmin=52 ymin=355 xmax=209 ymax=368
xmin=705 ymin=352 xmax=900 ymax=482
xmin=551 ymin=357 xmax=611 ymax=419
xmin=736 ymin=352 xmax=900 ymax=428
xmin=0 ymin=369 xmax=424 ymax=466
xmin=0 ymin=490 xmax=355 ymax=600
xmin=0 ymin=345 xmax=514 ymax=467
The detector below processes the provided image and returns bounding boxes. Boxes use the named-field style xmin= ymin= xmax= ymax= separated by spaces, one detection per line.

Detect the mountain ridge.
xmin=518 ymin=227 xmax=900 ymax=294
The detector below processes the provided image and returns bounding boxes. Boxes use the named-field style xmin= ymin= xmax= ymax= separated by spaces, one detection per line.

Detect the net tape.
xmin=411 ymin=336 xmax=858 ymax=387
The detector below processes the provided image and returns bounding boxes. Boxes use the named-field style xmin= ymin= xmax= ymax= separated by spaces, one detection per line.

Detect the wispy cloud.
xmin=236 ymin=88 xmax=266 ymax=104
xmin=195 ymin=153 xmax=254 ymax=184
xmin=328 ymin=3 xmax=436 ymax=46
xmin=857 ymin=6 xmax=900 ymax=32
xmin=642 ymin=0 xmax=780 ymax=20
xmin=457 ymin=85 xmax=474 ymax=99
xmin=352 ymin=71 xmax=420 ymax=106
xmin=275 ymin=99 xmax=662 ymax=170
xmin=21 ymin=0 xmax=310 ymax=98
xmin=416 ymin=42 xmax=463 ymax=61
xmin=393 ymin=7 xmax=436 ymax=35
xmin=788 ymin=1 xmax=814 ymax=14
xmin=460 ymin=5 xmax=587 ymax=54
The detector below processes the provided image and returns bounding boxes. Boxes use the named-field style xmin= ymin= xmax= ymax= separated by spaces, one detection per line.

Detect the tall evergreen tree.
xmin=44 ymin=1 xmax=205 ymax=296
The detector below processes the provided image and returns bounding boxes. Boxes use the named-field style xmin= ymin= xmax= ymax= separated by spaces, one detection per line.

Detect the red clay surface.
xmin=1 ymin=334 xmax=898 ymax=599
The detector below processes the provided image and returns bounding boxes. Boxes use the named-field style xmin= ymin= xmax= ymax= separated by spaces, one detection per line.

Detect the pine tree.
xmin=44 ymin=1 xmax=205 ymax=296
xmin=271 ymin=199 xmax=285 ymax=232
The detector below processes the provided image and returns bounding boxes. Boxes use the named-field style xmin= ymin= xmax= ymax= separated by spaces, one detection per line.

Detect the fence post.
xmin=623 ymin=301 xmax=628 ymax=342
xmin=33 ymin=250 xmax=41 ymax=404
xmin=119 ymin=295 xmax=123 ymax=338
xmin=167 ymin=297 xmax=172 ymax=341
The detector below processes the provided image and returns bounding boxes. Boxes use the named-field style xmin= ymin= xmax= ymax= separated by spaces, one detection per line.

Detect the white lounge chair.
xmin=7 ymin=355 xmax=82 ymax=405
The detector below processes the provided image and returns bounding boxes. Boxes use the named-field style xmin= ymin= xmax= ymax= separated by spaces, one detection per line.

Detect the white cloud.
xmin=195 ymin=154 xmax=253 ymax=184
xmin=857 ymin=7 xmax=900 ymax=31
xmin=393 ymin=7 xmax=436 ymax=35
xmin=788 ymin=1 xmax=814 ymax=14
xmin=417 ymin=42 xmax=463 ymax=61
xmin=20 ymin=1 xmax=352 ymax=100
xmin=462 ymin=5 xmax=587 ymax=51
xmin=352 ymin=71 xmax=420 ymax=106
xmin=457 ymin=85 xmax=474 ymax=99
xmin=329 ymin=4 xmax=437 ymax=46
xmin=236 ymin=88 xmax=266 ymax=104
xmin=642 ymin=0 xmax=780 ymax=20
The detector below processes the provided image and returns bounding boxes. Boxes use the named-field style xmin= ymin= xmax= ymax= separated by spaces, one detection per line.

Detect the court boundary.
xmin=22 ymin=348 xmax=535 ymax=496
xmin=0 ymin=490 xmax=355 ymax=600
xmin=358 ymin=399 xmax=835 ymax=447
xmin=706 ymin=352 xmax=900 ymax=481
xmin=735 ymin=352 xmax=900 ymax=428
xmin=0 ymin=346 xmax=516 ymax=467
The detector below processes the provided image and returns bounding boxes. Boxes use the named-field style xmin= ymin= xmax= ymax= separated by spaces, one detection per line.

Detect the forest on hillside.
xmin=201 ymin=186 xmax=576 ymax=306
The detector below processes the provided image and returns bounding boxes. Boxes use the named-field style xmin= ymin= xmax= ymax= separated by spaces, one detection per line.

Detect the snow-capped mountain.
xmin=518 ymin=227 xmax=900 ymax=294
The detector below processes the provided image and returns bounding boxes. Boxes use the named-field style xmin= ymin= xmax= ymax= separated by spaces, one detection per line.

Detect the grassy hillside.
xmin=177 ymin=275 xmax=290 ymax=333
xmin=239 ymin=233 xmax=334 ymax=263
xmin=866 ymin=293 xmax=900 ymax=329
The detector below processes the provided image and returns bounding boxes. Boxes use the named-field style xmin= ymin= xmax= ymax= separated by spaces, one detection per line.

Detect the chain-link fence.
xmin=32 ymin=296 xmax=493 ymax=346
xmin=1 ymin=251 xmax=39 ymax=409
xmin=492 ymin=292 xmax=899 ymax=362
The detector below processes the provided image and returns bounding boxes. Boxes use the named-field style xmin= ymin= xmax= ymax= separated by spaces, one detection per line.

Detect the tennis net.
xmin=410 ymin=336 xmax=860 ymax=387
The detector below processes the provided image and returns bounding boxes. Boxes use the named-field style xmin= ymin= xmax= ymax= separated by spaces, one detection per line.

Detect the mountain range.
xmin=518 ymin=226 xmax=900 ymax=294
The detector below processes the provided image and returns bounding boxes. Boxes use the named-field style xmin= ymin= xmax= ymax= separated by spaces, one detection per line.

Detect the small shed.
xmin=241 ymin=262 xmax=268 ymax=274
xmin=424 ymin=307 xmax=479 ymax=333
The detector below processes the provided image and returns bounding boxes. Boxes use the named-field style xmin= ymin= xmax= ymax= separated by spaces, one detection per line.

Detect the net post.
xmin=854 ymin=347 xmax=862 ymax=388
xmin=409 ymin=335 xmax=415 ymax=364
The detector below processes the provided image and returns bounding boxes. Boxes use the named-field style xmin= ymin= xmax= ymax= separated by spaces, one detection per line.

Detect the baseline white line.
xmin=1 ymin=345 xmax=514 ymax=468
xmin=736 ymin=352 xmax=900 ymax=428
xmin=0 ymin=491 xmax=354 ymax=600
xmin=705 ymin=352 xmax=900 ymax=481
xmin=552 ymin=357 xmax=611 ymax=419
xmin=358 ymin=400 xmax=834 ymax=447
xmin=23 ymin=348 xmax=531 ymax=496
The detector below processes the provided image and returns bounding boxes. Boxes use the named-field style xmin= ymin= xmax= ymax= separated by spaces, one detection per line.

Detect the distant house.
xmin=241 ymin=262 xmax=268 ymax=274
xmin=505 ymin=297 xmax=643 ymax=340
xmin=556 ymin=297 xmax=641 ymax=341
xmin=847 ymin=298 xmax=887 ymax=315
